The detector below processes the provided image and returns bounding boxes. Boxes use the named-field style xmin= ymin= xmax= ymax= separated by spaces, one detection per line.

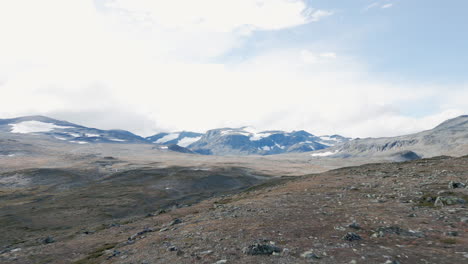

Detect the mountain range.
xmin=147 ymin=128 xmax=348 ymax=155
xmin=2 ymin=114 xmax=468 ymax=263
xmin=0 ymin=116 xmax=349 ymax=156
xmin=2 ymin=115 xmax=468 ymax=159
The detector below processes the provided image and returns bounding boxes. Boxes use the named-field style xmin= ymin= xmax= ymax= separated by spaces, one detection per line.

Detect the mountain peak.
xmin=434 ymin=115 xmax=468 ymax=130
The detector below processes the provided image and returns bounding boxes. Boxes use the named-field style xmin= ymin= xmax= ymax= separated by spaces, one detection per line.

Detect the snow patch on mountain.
xmin=220 ymin=130 xmax=250 ymax=137
xmin=178 ymin=136 xmax=202 ymax=147
xmin=155 ymin=133 xmax=180 ymax=144
xmin=69 ymin=141 xmax=89 ymax=144
xmin=250 ymin=132 xmax=273 ymax=141
xmin=311 ymin=151 xmax=338 ymax=157
xmin=10 ymin=121 xmax=73 ymax=134
xmin=109 ymin=138 xmax=126 ymax=142
xmin=85 ymin=133 xmax=101 ymax=137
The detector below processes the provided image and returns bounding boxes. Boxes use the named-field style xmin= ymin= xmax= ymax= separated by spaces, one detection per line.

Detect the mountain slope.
xmin=0 ymin=116 xmax=147 ymax=144
xmin=311 ymin=115 xmax=468 ymax=160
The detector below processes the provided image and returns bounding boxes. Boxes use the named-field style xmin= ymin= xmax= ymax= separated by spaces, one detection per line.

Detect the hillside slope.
xmin=0 ymin=116 xmax=147 ymax=144
xmin=310 ymin=115 xmax=468 ymax=160
xmin=3 ymin=156 xmax=467 ymax=263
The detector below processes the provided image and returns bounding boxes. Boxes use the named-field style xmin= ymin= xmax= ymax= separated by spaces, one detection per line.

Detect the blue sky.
xmin=0 ymin=0 xmax=466 ymax=137
xmin=224 ymin=0 xmax=468 ymax=82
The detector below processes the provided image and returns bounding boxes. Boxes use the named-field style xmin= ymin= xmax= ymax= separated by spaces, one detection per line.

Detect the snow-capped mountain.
xmin=0 ymin=116 xmax=350 ymax=155
xmin=0 ymin=116 xmax=147 ymax=144
xmin=146 ymin=132 xmax=203 ymax=147
xmin=148 ymin=127 xmax=350 ymax=156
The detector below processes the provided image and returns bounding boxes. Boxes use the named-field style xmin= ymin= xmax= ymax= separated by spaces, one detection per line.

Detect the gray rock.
xmin=373 ymin=226 xmax=424 ymax=238
xmin=128 ymin=227 xmax=154 ymax=241
xmin=301 ymin=250 xmax=321 ymax=259
xmin=448 ymin=181 xmax=466 ymax=189
xmin=384 ymin=260 xmax=401 ymax=264
xmin=446 ymin=231 xmax=459 ymax=236
xmin=200 ymin=250 xmax=213 ymax=255
xmin=343 ymin=232 xmax=362 ymax=241
xmin=167 ymin=246 xmax=178 ymax=251
xmin=434 ymin=196 xmax=466 ymax=206
xmin=169 ymin=218 xmax=182 ymax=226
xmin=243 ymin=243 xmax=281 ymax=255
xmin=348 ymin=222 xmax=361 ymax=230
xmin=43 ymin=236 xmax=55 ymax=244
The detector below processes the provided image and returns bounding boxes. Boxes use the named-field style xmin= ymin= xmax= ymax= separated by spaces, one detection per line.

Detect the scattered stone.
xmin=448 ymin=181 xmax=466 ymax=189
xmin=199 ymin=250 xmax=213 ymax=256
xmin=301 ymin=250 xmax=321 ymax=259
xmin=384 ymin=260 xmax=401 ymax=264
xmin=146 ymin=209 xmax=167 ymax=217
xmin=407 ymin=213 xmax=417 ymax=217
xmin=373 ymin=226 xmax=424 ymax=238
xmin=215 ymin=260 xmax=227 ymax=264
xmin=169 ymin=218 xmax=182 ymax=226
xmin=167 ymin=246 xmax=178 ymax=252
xmin=155 ymin=209 xmax=167 ymax=215
xmin=106 ymin=250 xmax=121 ymax=260
xmin=343 ymin=232 xmax=362 ymax=241
xmin=434 ymin=196 xmax=466 ymax=206
xmin=446 ymin=231 xmax=459 ymax=237
xmin=460 ymin=217 xmax=468 ymax=223
xmin=128 ymin=227 xmax=154 ymax=241
xmin=43 ymin=236 xmax=55 ymax=244
xmin=243 ymin=243 xmax=281 ymax=255
xmin=348 ymin=222 xmax=362 ymax=230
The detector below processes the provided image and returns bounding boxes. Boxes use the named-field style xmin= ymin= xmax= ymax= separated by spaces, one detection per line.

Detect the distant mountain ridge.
xmin=310 ymin=115 xmax=468 ymax=160
xmin=0 ymin=115 xmax=147 ymax=144
xmin=175 ymin=127 xmax=349 ymax=155
xmin=7 ymin=115 xmax=468 ymax=158
xmin=0 ymin=116 xmax=349 ymax=155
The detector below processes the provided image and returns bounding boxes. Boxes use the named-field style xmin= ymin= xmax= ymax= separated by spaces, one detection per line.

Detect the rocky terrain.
xmin=316 ymin=115 xmax=468 ymax=160
xmin=1 ymin=115 xmax=468 ymax=263
xmin=1 ymin=155 xmax=467 ymax=263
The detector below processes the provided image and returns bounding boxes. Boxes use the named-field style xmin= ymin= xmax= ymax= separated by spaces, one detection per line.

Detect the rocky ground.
xmin=2 ymin=155 xmax=467 ymax=263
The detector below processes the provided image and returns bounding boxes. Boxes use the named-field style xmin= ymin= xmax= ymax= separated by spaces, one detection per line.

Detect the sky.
xmin=0 ymin=0 xmax=467 ymax=137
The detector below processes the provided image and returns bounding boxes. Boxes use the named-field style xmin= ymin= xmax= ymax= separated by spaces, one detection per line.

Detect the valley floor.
xmin=2 ymin=156 xmax=467 ymax=263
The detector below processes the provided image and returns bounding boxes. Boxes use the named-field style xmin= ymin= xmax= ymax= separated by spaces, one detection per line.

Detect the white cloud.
xmin=363 ymin=2 xmax=394 ymax=11
xmin=0 ymin=0 xmax=465 ymax=139
xmin=363 ymin=2 xmax=379 ymax=11
xmin=382 ymin=3 xmax=393 ymax=9
xmin=105 ymin=0 xmax=329 ymax=33
xmin=320 ymin=52 xmax=337 ymax=59
xmin=301 ymin=50 xmax=337 ymax=64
